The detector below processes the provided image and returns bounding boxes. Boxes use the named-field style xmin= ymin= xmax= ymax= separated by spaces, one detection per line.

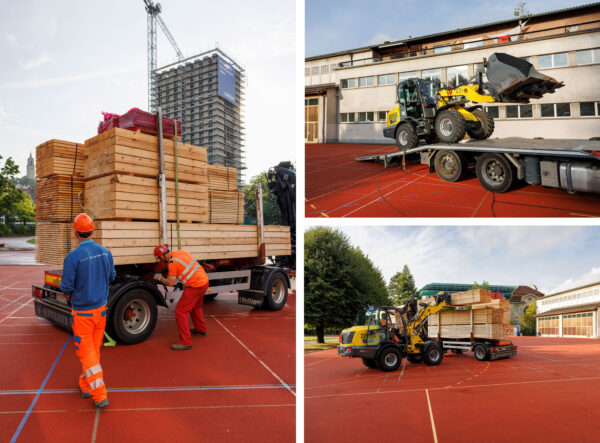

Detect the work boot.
xmin=80 ymin=389 xmax=91 ymax=399
xmin=171 ymin=343 xmax=193 ymax=351
xmin=190 ymin=328 xmax=207 ymax=336
xmin=94 ymin=399 xmax=109 ymax=408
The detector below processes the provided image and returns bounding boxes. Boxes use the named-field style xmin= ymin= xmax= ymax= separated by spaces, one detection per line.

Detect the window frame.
xmin=358 ymin=76 xmax=375 ymax=88
xmin=505 ymin=104 xmax=533 ymax=119
xmin=538 ymin=52 xmax=568 ymax=69
xmin=340 ymin=112 xmax=356 ymax=123
xmin=378 ymin=74 xmax=395 ymax=86
xmin=484 ymin=106 xmax=499 ymax=119
xmin=576 ymin=48 xmax=600 ymax=66
xmin=358 ymin=111 xmax=375 ymax=123
xmin=540 ymin=103 xmax=571 ymax=118
xmin=433 ymin=44 xmax=451 ymax=54
xmin=580 ymin=102 xmax=600 ymax=117
xmin=446 ymin=65 xmax=469 ymax=89
xmin=377 ymin=111 xmax=387 ymax=122
xmin=340 ymin=78 xmax=356 ymax=89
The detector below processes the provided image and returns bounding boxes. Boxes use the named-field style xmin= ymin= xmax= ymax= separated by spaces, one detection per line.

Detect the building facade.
xmin=536 ymin=281 xmax=600 ymax=338
xmin=508 ymin=285 xmax=544 ymax=324
xmin=155 ymin=48 xmax=245 ymax=188
xmin=305 ymin=3 xmax=600 ymax=144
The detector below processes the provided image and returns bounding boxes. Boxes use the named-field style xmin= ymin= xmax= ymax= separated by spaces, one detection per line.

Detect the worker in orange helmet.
xmin=60 ymin=213 xmax=115 ymax=408
xmin=153 ymin=245 xmax=210 ymax=350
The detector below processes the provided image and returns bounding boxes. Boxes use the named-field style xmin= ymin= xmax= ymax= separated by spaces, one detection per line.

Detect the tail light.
xmin=32 ymin=287 xmax=42 ymax=297
xmin=346 ymin=348 xmax=351 ymax=353
xmin=339 ymin=333 xmax=342 ymax=343
xmin=591 ymin=151 xmax=600 ymax=158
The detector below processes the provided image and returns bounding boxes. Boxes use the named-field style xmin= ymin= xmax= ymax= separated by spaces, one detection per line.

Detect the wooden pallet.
xmin=428 ymin=308 xmax=506 ymax=326
xmin=207 ymin=164 xmax=238 ymax=191
xmin=209 ymin=191 xmax=244 ymax=224
xmin=36 ymin=175 xmax=85 ymax=222
xmin=36 ymin=140 xmax=84 ymax=178
xmin=35 ymin=222 xmax=76 ymax=265
xmin=84 ymin=174 xmax=208 ymax=222
xmin=93 ymin=221 xmax=291 ymax=265
xmin=450 ymin=289 xmax=492 ymax=306
xmin=84 ymin=128 xmax=207 ymax=183
xmin=428 ymin=324 xmax=510 ymax=340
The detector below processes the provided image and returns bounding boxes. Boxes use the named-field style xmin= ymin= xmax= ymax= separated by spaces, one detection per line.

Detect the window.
xmin=378 ymin=74 xmax=395 ymax=85
xmin=340 ymin=113 xmax=356 ymax=123
xmin=422 ymin=68 xmax=442 ymax=95
xmin=311 ymin=66 xmax=320 ymax=75
xmin=474 ymin=63 xmax=486 ymax=79
xmin=358 ymin=112 xmax=374 ymax=122
xmin=447 ymin=65 xmax=468 ymax=88
xmin=330 ymin=64 xmax=338 ymax=72
xmin=340 ymin=78 xmax=356 ymax=89
xmin=538 ymin=52 xmax=568 ymax=69
xmin=305 ymin=98 xmax=318 ymax=106
xmin=506 ymin=105 xmax=532 ymax=119
xmin=463 ymin=39 xmax=483 ymax=49
xmin=398 ymin=71 xmax=417 ymax=82
xmin=358 ymin=76 xmax=375 ymax=87
xmin=433 ymin=44 xmax=451 ymax=54
xmin=576 ymin=48 xmax=600 ymax=65
xmin=321 ymin=65 xmax=329 ymax=74
xmin=378 ymin=111 xmax=387 ymax=122
xmin=580 ymin=102 xmax=600 ymax=117
xmin=484 ymin=106 xmax=499 ymax=119
xmin=541 ymin=103 xmax=571 ymax=118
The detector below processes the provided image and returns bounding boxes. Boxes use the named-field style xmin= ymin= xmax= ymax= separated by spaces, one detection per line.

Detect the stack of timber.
xmin=93 ymin=221 xmax=291 ymax=265
xmin=36 ymin=175 xmax=85 ymax=222
xmin=207 ymin=165 xmax=238 ymax=191
xmin=209 ymin=191 xmax=244 ymax=224
xmin=428 ymin=289 xmax=512 ymax=339
xmin=35 ymin=222 xmax=76 ymax=265
xmin=84 ymin=174 xmax=208 ymax=223
xmin=36 ymin=140 xmax=84 ymax=178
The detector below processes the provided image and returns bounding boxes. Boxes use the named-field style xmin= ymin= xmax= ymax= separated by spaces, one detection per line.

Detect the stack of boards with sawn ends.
xmin=35 ymin=140 xmax=84 ymax=264
xmin=427 ymin=289 xmax=513 ymax=339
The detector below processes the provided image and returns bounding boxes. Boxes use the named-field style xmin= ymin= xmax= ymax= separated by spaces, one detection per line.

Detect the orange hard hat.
xmin=73 ymin=213 xmax=94 ymax=233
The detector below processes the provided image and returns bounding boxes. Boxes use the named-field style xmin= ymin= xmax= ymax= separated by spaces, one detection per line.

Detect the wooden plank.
xmin=450 ymin=289 xmax=492 ymax=306
xmin=35 ymin=222 xmax=77 ymax=265
xmin=35 ymin=175 xmax=85 ymax=222
xmin=427 ymin=324 xmax=507 ymax=340
xmin=36 ymin=140 xmax=84 ymax=178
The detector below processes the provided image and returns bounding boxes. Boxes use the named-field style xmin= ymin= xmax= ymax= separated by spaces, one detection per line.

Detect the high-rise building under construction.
xmin=153 ymin=48 xmax=245 ymax=188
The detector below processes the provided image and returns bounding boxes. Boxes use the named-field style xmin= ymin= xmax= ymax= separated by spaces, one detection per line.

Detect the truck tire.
xmin=434 ymin=150 xmax=466 ymax=182
xmin=362 ymin=358 xmax=378 ymax=369
xmin=204 ymin=292 xmax=218 ymax=301
xmin=376 ymin=347 xmax=402 ymax=372
xmin=435 ymin=109 xmax=466 ymax=143
xmin=474 ymin=344 xmax=489 ymax=361
xmin=407 ymin=354 xmax=423 ymax=364
xmin=476 ymin=153 xmax=515 ymax=193
xmin=264 ymin=271 xmax=288 ymax=311
xmin=467 ymin=109 xmax=495 ymax=140
xmin=108 ymin=289 xmax=158 ymax=345
xmin=423 ymin=341 xmax=443 ymax=366
xmin=395 ymin=123 xmax=418 ymax=151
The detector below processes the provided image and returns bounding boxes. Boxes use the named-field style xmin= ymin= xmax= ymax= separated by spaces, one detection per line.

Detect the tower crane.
xmin=143 ymin=0 xmax=185 ymax=112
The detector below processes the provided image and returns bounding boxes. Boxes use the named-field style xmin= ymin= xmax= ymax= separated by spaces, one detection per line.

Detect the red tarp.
xmin=97 ymin=108 xmax=182 ymax=136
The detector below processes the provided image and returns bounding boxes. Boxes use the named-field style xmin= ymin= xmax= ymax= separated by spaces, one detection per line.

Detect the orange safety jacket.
xmin=168 ymin=250 xmax=209 ymax=288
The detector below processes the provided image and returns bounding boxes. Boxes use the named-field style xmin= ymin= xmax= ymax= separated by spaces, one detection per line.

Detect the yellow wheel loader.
xmin=383 ymin=52 xmax=564 ymax=151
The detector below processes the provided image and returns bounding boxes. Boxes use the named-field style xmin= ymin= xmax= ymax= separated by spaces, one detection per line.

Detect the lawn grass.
xmin=304 ymin=342 xmax=339 ymax=351
xmin=304 ymin=335 xmax=338 ymax=342
xmin=27 ymin=238 xmax=36 ymax=244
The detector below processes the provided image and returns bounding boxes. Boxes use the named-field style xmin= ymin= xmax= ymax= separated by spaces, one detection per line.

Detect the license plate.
xmin=54 ymin=293 xmax=67 ymax=304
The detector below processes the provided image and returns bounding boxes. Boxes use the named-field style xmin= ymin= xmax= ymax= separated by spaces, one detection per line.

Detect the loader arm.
xmin=405 ymin=294 xmax=451 ymax=353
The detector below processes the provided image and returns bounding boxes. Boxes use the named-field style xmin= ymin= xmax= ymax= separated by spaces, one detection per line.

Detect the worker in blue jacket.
xmin=60 ymin=213 xmax=116 ymax=408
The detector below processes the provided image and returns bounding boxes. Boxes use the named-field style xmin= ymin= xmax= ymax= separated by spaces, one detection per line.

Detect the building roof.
xmin=509 ymin=285 xmax=545 ymax=302
xmin=537 ymin=302 xmax=600 ymax=317
xmin=543 ymin=280 xmax=600 ymax=299
xmin=418 ymin=283 xmax=517 ymax=299
xmin=306 ymin=2 xmax=600 ymax=61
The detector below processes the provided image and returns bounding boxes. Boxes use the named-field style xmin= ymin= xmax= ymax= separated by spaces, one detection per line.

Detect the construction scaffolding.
xmin=153 ymin=48 xmax=246 ymax=189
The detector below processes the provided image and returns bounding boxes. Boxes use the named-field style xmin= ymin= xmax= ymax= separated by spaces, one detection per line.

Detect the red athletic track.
xmin=305 ymin=336 xmax=600 ymax=442
xmin=305 ymin=144 xmax=600 ymax=217
xmin=0 ymin=266 xmax=295 ymax=442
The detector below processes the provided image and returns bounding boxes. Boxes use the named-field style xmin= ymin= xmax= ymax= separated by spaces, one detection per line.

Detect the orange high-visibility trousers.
xmin=71 ymin=305 xmax=108 ymax=402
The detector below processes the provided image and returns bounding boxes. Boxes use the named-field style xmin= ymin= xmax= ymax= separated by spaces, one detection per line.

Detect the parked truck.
xmin=32 ymin=165 xmax=296 ymax=345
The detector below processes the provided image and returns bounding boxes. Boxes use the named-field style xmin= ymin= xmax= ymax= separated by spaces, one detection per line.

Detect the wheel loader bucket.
xmin=485 ymin=52 xmax=564 ymax=102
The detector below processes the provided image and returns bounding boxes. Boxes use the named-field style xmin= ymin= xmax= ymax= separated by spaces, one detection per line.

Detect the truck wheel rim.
xmin=384 ymin=353 xmax=398 ymax=366
xmin=441 ymin=154 xmax=457 ymax=175
xmin=122 ymin=299 xmax=151 ymax=334
xmin=476 ymin=347 xmax=485 ymax=359
xmin=270 ymin=279 xmax=286 ymax=304
xmin=439 ymin=118 xmax=454 ymax=136
xmin=399 ymin=130 xmax=409 ymax=146
xmin=429 ymin=349 xmax=441 ymax=362
xmin=483 ymin=159 xmax=505 ymax=184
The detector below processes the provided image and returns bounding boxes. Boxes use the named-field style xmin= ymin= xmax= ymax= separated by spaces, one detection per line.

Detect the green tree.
xmin=388 ymin=265 xmax=418 ymax=305
xmin=0 ymin=156 xmax=34 ymax=232
xmin=471 ymin=281 xmax=490 ymax=290
xmin=243 ymin=173 xmax=277 ymax=225
xmin=520 ymin=301 xmax=537 ymax=336
xmin=513 ymin=1 xmax=530 ymax=17
xmin=305 ymin=227 xmax=389 ymax=343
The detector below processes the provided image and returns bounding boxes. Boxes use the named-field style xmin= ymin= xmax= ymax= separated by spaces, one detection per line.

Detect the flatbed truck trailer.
xmin=439 ymin=338 xmax=517 ymax=361
xmin=356 ymin=138 xmax=600 ymax=194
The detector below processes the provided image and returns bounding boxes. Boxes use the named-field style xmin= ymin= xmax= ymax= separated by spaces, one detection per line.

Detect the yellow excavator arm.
xmin=405 ymin=294 xmax=452 ymax=353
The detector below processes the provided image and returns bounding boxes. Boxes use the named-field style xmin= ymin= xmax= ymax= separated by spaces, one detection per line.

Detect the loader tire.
xmin=467 ymin=109 xmax=495 ymax=140
xmin=435 ymin=109 xmax=466 ymax=143
xmin=423 ymin=341 xmax=443 ymax=366
xmin=476 ymin=153 xmax=515 ymax=193
xmin=395 ymin=123 xmax=419 ymax=152
xmin=362 ymin=358 xmax=378 ymax=369
xmin=434 ymin=150 xmax=466 ymax=182
xmin=377 ymin=347 xmax=402 ymax=372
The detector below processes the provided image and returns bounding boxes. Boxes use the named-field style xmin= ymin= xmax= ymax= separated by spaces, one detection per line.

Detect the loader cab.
xmin=396 ymin=78 xmax=437 ymax=120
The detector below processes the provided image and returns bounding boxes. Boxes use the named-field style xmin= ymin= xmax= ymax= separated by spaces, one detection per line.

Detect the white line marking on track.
xmin=91 ymin=408 xmax=101 ymax=443
xmin=426 ymin=389 xmax=438 ymax=443
xmin=0 ymin=299 xmax=32 ymax=325
xmin=212 ymin=316 xmax=296 ymax=397
xmin=398 ymin=359 xmax=407 ymax=381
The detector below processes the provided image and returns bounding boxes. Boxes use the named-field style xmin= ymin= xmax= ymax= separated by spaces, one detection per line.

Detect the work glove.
xmin=154 ymin=273 xmax=163 ymax=282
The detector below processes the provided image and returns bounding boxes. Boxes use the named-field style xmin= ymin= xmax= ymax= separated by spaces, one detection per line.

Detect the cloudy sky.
xmin=306 ymin=0 xmax=592 ymax=56
xmin=0 ymin=0 xmax=296 ymax=182
xmin=319 ymin=225 xmax=600 ymax=295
